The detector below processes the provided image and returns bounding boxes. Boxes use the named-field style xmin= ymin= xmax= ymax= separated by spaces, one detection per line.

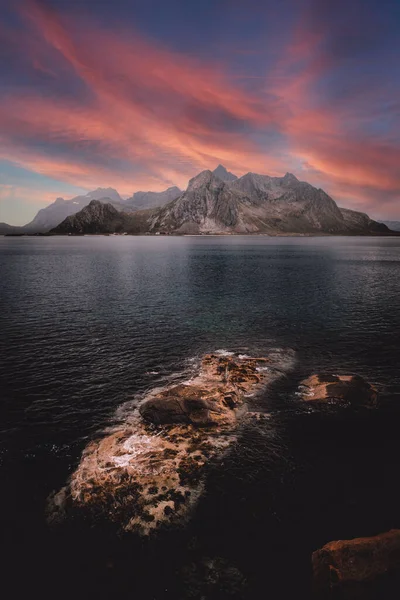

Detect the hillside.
xmin=51 ymin=200 xmax=153 ymax=235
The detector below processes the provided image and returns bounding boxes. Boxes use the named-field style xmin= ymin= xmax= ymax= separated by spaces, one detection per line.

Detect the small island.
xmin=48 ymin=349 xmax=295 ymax=534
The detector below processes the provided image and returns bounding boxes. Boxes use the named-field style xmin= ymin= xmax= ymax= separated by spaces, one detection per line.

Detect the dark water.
xmin=1 ymin=235 xmax=400 ymax=599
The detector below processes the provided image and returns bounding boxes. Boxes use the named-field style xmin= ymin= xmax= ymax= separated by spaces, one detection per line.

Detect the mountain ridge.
xmin=50 ymin=167 xmax=395 ymax=237
xmin=379 ymin=220 xmax=400 ymax=232
xmin=125 ymin=186 xmax=181 ymax=210
xmin=0 ymin=186 xmax=180 ymax=235
xmin=212 ymin=164 xmax=238 ymax=182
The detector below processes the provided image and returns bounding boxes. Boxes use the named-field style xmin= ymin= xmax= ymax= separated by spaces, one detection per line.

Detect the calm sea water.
xmin=1 ymin=235 xmax=400 ymax=599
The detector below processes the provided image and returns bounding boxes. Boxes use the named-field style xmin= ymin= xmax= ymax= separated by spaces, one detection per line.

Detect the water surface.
xmin=1 ymin=235 xmax=400 ymax=598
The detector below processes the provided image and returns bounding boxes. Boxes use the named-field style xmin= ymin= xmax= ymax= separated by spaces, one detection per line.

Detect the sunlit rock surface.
xmin=48 ymin=350 xmax=294 ymax=535
xmin=298 ymin=374 xmax=378 ymax=407
xmin=312 ymin=530 xmax=400 ymax=598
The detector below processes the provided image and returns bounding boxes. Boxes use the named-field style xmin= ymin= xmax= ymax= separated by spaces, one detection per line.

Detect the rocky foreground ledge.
xmin=312 ymin=530 xmax=400 ymax=598
xmin=48 ymin=350 xmax=294 ymax=535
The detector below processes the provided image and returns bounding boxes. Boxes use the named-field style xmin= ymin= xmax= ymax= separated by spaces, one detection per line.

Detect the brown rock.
xmin=312 ymin=530 xmax=400 ymax=598
xmin=139 ymin=354 xmax=267 ymax=427
xmin=299 ymin=374 xmax=378 ymax=407
xmin=48 ymin=349 xmax=295 ymax=534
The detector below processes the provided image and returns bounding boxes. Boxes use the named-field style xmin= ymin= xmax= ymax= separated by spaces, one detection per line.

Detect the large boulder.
xmin=139 ymin=384 xmax=240 ymax=426
xmin=298 ymin=374 xmax=378 ymax=407
xmin=139 ymin=353 xmax=266 ymax=427
xmin=312 ymin=530 xmax=400 ymax=598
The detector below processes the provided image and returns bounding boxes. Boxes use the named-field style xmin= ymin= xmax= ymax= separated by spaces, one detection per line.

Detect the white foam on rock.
xmin=215 ymin=349 xmax=235 ymax=356
xmin=49 ymin=347 xmax=297 ymax=535
xmin=111 ymin=433 xmax=158 ymax=467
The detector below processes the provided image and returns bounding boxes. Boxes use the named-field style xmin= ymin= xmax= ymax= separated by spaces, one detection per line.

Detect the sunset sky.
xmin=1 ymin=0 xmax=399 ymax=225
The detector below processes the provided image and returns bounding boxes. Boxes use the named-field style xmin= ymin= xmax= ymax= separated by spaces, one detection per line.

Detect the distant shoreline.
xmin=2 ymin=232 xmax=400 ymax=238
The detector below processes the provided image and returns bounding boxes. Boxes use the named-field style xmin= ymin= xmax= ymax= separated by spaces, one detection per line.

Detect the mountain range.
xmin=0 ymin=186 xmax=181 ymax=235
xmin=1 ymin=164 xmax=397 ymax=236
xmin=51 ymin=166 xmax=393 ymax=236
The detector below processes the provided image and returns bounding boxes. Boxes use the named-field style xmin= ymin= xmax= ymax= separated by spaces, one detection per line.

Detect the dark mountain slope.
xmin=50 ymin=201 xmax=147 ymax=234
xmin=378 ymin=220 xmax=400 ymax=232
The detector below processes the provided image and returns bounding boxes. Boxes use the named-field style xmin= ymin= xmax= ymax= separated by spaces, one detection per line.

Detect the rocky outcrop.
xmin=47 ymin=350 xmax=294 ymax=535
xmin=312 ymin=530 xmax=400 ymax=598
xmin=298 ymin=374 xmax=378 ymax=407
xmin=140 ymin=354 xmax=268 ymax=426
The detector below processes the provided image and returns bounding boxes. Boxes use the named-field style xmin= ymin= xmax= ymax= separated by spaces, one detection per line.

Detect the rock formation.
xmin=48 ymin=350 xmax=294 ymax=535
xmin=298 ymin=374 xmax=378 ymax=407
xmin=312 ymin=530 xmax=400 ymax=598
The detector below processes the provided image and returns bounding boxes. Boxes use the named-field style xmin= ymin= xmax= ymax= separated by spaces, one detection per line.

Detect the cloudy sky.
xmin=0 ymin=0 xmax=399 ymax=225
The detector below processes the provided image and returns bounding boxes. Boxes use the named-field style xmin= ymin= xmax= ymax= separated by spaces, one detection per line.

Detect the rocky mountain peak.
xmin=126 ymin=186 xmax=182 ymax=209
xmin=51 ymin=199 xmax=131 ymax=235
xmin=87 ymin=199 xmax=117 ymax=213
xmin=187 ymin=170 xmax=216 ymax=190
xmin=282 ymin=172 xmax=299 ymax=185
xmin=212 ymin=164 xmax=238 ymax=182
xmin=87 ymin=188 xmax=123 ymax=202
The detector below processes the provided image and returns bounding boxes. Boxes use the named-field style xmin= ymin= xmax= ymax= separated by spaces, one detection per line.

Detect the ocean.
xmin=1 ymin=235 xmax=400 ymax=599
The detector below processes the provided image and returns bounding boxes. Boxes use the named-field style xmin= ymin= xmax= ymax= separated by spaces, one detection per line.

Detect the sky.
xmin=0 ymin=0 xmax=399 ymax=225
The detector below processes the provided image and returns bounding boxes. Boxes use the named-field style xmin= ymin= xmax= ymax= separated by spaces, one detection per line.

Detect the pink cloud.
xmin=0 ymin=0 xmax=398 ymax=219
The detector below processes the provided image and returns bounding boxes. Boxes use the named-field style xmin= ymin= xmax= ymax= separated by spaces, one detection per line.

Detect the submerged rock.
xmin=298 ymin=374 xmax=378 ymax=407
xmin=312 ymin=530 xmax=400 ymax=598
xmin=48 ymin=350 xmax=294 ymax=535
